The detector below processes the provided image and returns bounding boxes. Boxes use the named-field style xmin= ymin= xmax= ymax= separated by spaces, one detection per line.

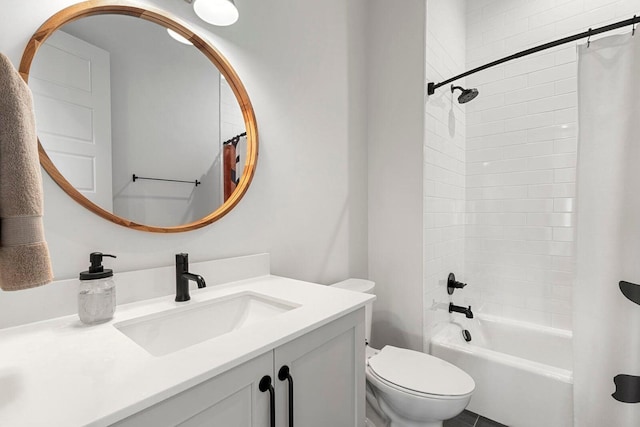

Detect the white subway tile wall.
xmin=424 ymin=0 xmax=467 ymax=348
xmin=463 ymin=0 xmax=640 ymax=330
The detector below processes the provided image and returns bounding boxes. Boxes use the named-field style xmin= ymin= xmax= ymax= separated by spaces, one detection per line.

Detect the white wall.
xmin=0 ymin=0 xmax=368 ymax=322
xmin=221 ymin=78 xmax=245 ymax=142
xmin=367 ymin=0 xmax=425 ymax=351
xmin=65 ymin=15 xmax=222 ymax=226
xmin=220 ymin=78 xmax=247 ymax=195
xmin=463 ymin=0 xmax=640 ymax=329
xmin=424 ymin=0 xmax=467 ymax=347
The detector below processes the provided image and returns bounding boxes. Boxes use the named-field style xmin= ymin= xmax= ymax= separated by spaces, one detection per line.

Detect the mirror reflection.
xmin=29 ymin=14 xmax=247 ymax=227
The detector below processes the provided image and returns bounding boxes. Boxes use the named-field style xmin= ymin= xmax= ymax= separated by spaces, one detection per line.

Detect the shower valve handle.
xmin=447 ymin=273 xmax=467 ymax=295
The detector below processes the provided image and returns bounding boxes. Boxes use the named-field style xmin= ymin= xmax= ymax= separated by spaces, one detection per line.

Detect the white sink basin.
xmin=114 ymin=291 xmax=299 ymax=356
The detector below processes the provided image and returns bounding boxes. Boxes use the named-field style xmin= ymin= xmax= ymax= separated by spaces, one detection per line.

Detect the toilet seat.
xmin=367 ymin=346 xmax=475 ymax=398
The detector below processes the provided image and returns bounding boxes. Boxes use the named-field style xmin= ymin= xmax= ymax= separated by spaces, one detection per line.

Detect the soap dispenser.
xmin=78 ymin=252 xmax=117 ymax=325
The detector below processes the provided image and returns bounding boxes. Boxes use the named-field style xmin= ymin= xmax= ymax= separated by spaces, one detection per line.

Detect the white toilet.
xmin=331 ymin=279 xmax=475 ymax=427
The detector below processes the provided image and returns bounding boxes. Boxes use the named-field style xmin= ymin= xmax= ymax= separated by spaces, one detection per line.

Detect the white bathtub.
xmin=431 ymin=315 xmax=573 ymax=427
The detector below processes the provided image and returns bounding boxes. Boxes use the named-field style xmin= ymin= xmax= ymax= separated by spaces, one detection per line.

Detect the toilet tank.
xmin=331 ymin=279 xmax=375 ymax=344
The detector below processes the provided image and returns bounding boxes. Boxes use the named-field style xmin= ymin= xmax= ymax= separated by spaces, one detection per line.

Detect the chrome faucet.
xmin=449 ymin=302 xmax=474 ymax=319
xmin=175 ymin=253 xmax=206 ymax=302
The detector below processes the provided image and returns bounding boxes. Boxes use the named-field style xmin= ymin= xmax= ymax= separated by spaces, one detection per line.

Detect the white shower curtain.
xmin=574 ymin=33 xmax=640 ymax=426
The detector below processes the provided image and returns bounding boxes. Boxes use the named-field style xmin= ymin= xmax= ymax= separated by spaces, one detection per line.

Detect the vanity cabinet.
xmin=112 ymin=309 xmax=365 ymax=427
xmin=274 ymin=309 xmax=365 ymax=427
xmin=112 ymin=352 xmax=273 ymax=427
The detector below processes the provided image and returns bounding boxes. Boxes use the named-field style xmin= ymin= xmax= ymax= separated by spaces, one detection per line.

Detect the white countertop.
xmin=0 ymin=275 xmax=373 ymax=427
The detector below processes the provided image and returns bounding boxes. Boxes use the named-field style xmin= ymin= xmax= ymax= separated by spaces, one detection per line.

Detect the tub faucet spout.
xmin=449 ymin=302 xmax=474 ymax=319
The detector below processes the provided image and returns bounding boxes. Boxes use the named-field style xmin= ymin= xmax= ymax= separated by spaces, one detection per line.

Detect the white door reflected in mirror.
xmin=30 ymin=31 xmax=113 ymax=210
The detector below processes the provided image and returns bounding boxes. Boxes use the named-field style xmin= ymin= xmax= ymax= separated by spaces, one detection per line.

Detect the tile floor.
xmin=444 ymin=410 xmax=508 ymax=427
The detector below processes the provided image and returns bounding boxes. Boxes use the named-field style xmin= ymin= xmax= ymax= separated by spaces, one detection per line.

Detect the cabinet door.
xmin=274 ymin=309 xmax=366 ymax=427
xmin=112 ymin=351 xmax=273 ymax=427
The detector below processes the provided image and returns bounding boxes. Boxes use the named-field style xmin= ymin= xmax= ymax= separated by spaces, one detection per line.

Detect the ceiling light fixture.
xmin=193 ymin=0 xmax=239 ymax=26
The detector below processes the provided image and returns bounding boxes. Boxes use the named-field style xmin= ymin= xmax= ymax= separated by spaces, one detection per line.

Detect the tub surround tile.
xmin=459 ymin=0 xmax=639 ymax=333
xmin=424 ymin=0 xmax=466 ymax=348
xmin=430 ymin=0 xmax=633 ymax=338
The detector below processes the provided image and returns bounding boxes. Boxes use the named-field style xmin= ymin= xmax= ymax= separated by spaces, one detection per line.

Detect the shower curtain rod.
xmin=427 ymin=14 xmax=640 ymax=95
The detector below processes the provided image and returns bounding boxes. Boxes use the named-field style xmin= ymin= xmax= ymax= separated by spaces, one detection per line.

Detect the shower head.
xmin=451 ymin=85 xmax=479 ymax=104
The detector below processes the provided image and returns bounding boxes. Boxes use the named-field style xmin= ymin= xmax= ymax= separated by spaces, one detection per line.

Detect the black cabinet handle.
xmin=259 ymin=375 xmax=275 ymax=427
xmin=278 ymin=365 xmax=294 ymax=427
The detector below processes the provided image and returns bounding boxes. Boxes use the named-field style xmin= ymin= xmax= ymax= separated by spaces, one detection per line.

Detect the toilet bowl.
xmin=332 ymin=279 xmax=475 ymax=427
xmin=366 ymin=345 xmax=474 ymax=427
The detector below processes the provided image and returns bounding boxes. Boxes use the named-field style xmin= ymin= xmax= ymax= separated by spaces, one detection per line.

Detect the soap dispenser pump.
xmin=78 ymin=252 xmax=117 ymax=325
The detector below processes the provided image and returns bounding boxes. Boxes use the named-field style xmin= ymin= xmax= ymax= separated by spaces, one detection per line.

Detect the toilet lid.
xmin=368 ymin=346 xmax=475 ymax=396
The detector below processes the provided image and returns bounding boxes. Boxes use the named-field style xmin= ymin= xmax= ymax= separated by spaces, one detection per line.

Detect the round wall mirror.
xmin=19 ymin=1 xmax=258 ymax=233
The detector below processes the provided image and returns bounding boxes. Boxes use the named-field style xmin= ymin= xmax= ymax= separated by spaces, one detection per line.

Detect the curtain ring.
xmin=633 ymin=15 xmax=636 ymax=36
xmin=587 ymin=28 xmax=592 ymax=47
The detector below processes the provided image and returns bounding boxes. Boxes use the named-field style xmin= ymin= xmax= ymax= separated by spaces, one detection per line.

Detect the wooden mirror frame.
xmin=19 ymin=0 xmax=258 ymax=233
